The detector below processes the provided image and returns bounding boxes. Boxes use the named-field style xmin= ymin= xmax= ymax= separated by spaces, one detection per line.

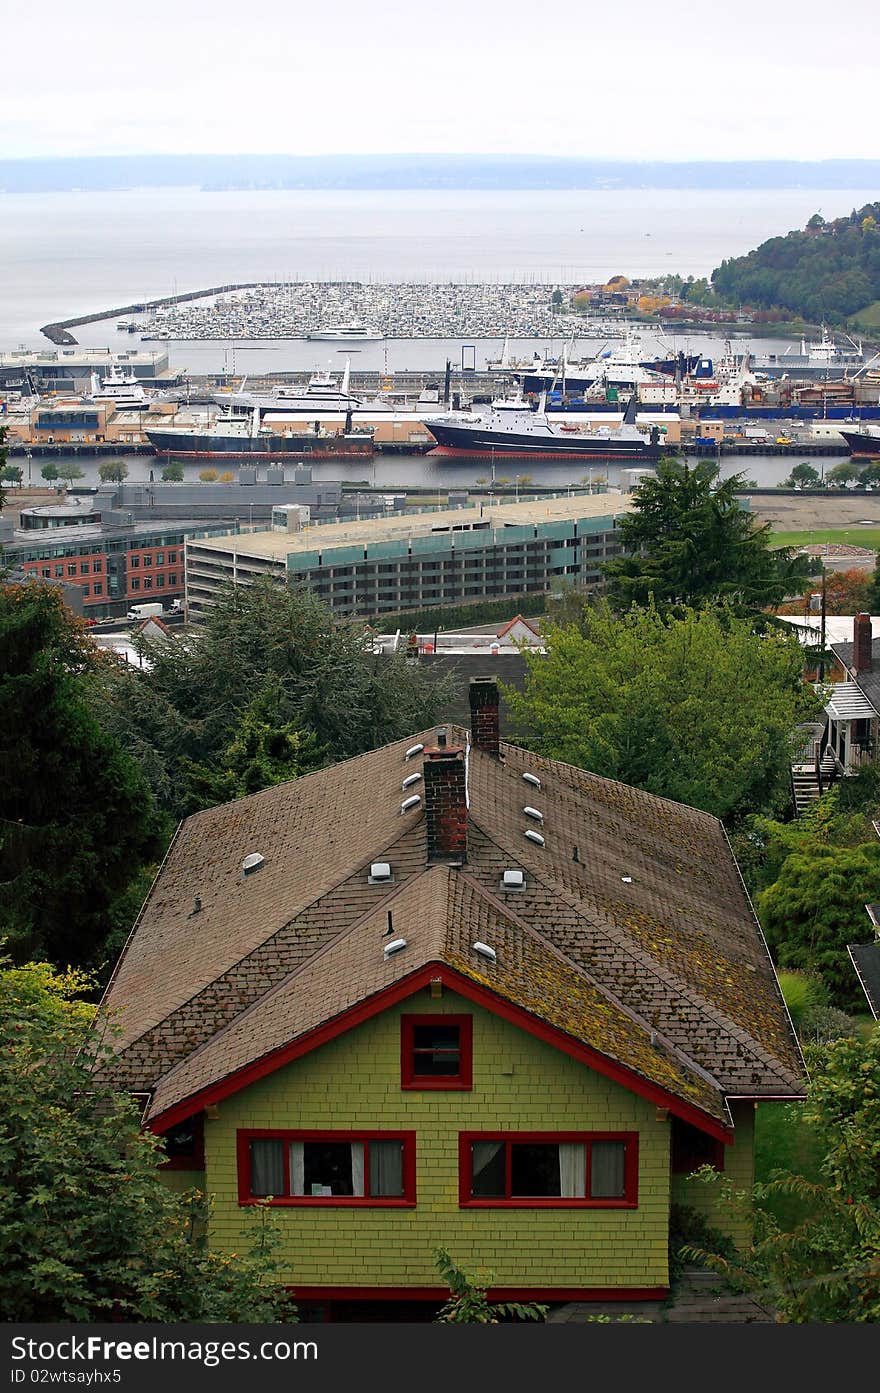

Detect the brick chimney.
xmin=423 ymin=745 xmax=468 ymax=863
xmin=853 ymin=612 xmax=873 ymax=673
xmin=469 ymin=676 xmax=500 ymax=756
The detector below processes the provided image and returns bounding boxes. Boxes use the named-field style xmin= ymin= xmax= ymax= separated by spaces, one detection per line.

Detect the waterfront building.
xmin=184 ymin=493 xmax=632 ymax=622
xmin=0 ymin=348 xmax=180 ymax=394
xmin=94 ymin=680 xmax=805 ymax=1315
xmin=0 ymin=498 xmax=238 ymax=619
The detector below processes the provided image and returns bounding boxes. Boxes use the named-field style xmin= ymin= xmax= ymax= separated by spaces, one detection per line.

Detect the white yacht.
xmin=92 ymin=368 xmax=150 ymax=407
xmin=304 ymin=322 xmax=383 ymax=342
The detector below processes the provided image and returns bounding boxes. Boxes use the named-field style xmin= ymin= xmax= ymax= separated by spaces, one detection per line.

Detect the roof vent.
xmin=621 ymin=874 xmax=633 ymax=884
xmin=402 ymin=772 xmax=422 ymax=790
xmin=383 ymin=937 xmax=407 ymax=959
xmin=522 ymin=772 xmax=541 ymax=788
xmin=369 ymin=861 xmax=392 ymax=884
xmin=472 ymin=941 xmax=497 ymax=963
xmin=524 ymin=828 xmax=545 ymax=846
xmin=400 ymin=794 xmax=422 ymax=814
xmin=502 ymin=869 xmax=525 ymax=890
xmin=523 ymin=806 xmax=544 ymax=822
xmin=405 ymin=742 xmax=424 ymax=759
xmin=242 ymin=853 xmax=264 ymax=876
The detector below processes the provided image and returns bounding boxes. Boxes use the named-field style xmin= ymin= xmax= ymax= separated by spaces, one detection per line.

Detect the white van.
xmin=126 ymin=602 xmax=165 ymax=621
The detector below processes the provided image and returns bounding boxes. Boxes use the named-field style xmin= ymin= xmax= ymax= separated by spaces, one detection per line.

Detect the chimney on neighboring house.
xmin=469 ymin=676 xmax=500 ymax=757
xmin=423 ymin=744 xmax=468 ymax=863
xmin=853 ymin=612 xmax=873 ymax=673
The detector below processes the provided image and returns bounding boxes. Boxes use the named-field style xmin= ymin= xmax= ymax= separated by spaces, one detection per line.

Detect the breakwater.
xmin=40 ymin=283 xmax=264 ymax=345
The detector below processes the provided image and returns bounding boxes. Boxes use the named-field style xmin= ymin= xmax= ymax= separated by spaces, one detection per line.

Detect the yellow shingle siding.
xmin=205 ymin=991 xmax=674 ymax=1292
xmin=670 ymin=1101 xmax=756 ymax=1248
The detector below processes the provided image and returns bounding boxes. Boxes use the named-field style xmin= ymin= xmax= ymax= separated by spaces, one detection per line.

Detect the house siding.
xmin=203 ymin=990 xmax=674 ymax=1293
xmin=670 ymin=1100 xmax=755 ymax=1247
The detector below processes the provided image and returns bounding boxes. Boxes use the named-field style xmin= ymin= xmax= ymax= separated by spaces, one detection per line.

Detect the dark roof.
xmin=98 ymin=727 xmax=806 ymax=1129
xmin=829 ymin=641 xmax=880 ymax=715
xmin=848 ymin=941 xmax=880 ymax=1018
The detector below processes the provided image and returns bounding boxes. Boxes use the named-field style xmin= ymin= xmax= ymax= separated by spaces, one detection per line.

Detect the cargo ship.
xmin=424 ymin=397 xmax=661 ymax=461
xmin=145 ymin=408 xmax=374 ymax=460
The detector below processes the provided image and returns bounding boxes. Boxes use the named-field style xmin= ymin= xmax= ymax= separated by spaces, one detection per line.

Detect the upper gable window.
xmin=670 ymin=1118 xmax=725 ymax=1174
xmin=160 ymin=1112 xmax=205 ymax=1171
xmin=401 ymin=1015 xmax=473 ymax=1090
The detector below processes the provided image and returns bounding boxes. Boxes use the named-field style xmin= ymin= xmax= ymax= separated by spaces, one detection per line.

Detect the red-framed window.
xmin=459 ymin=1131 xmax=639 ymax=1208
xmin=670 ymin=1118 xmax=725 ymax=1174
xmin=401 ymin=1014 xmax=473 ymax=1090
xmin=159 ymin=1112 xmax=205 ymax=1171
xmin=237 ymin=1129 xmax=417 ymax=1207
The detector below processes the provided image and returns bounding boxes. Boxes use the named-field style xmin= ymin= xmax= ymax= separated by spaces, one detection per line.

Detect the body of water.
xmin=1 ymin=186 xmax=876 ymax=362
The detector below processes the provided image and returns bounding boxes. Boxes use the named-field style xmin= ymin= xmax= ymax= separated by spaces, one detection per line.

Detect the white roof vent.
xmin=383 ymin=937 xmax=407 ymax=959
xmin=405 ymin=742 xmax=424 ymax=759
xmin=524 ymin=828 xmax=545 ymax=846
xmin=502 ymin=869 xmax=525 ymax=890
xmin=369 ymin=862 xmax=392 ymax=884
xmin=621 ymin=874 xmax=633 ymax=884
xmin=523 ymin=806 xmax=544 ymax=822
xmin=400 ymin=794 xmax=421 ymax=814
xmin=241 ymin=852 xmax=264 ymax=875
xmin=402 ymin=772 xmax=422 ymax=790
xmin=522 ymin=772 xmax=541 ymax=788
xmin=472 ymin=941 xmax=497 ymax=963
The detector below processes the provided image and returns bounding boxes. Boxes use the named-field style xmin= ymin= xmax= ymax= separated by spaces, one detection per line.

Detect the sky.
xmin=2 ymin=0 xmax=877 ymax=162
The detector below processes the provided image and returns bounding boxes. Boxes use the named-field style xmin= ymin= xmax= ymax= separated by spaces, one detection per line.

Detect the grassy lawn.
xmin=754 ymin=1101 xmax=824 ymax=1230
xmin=772 ymin=527 xmax=880 ymax=550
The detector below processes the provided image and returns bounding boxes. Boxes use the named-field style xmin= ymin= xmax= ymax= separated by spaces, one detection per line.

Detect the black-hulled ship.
xmin=146 ymin=408 xmax=374 ymax=461
xmin=424 ymin=397 xmax=661 ymax=461
xmin=841 ymin=425 xmax=880 ymax=459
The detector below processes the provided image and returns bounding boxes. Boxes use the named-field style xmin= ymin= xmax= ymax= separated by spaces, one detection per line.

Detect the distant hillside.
xmin=712 ymin=203 xmax=880 ymax=327
xmin=2 ymin=154 xmax=880 ymax=193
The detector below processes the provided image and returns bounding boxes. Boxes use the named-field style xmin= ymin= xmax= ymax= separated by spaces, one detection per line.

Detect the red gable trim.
xmin=147 ymin=963 xmax=733 ymax=1142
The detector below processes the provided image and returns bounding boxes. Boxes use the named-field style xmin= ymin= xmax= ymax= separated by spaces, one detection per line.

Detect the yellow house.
xmin=98 ymin=678 xmax=805 ymax=1316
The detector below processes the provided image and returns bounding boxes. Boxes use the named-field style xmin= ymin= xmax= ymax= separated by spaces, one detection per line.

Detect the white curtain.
xmin=590 ymin=1142 xmax=625 ymax=1198
xmin=250 ymin=1139 xmax=284 ymax=1196
xmin=370 ymin=1140 xmax=404 ymax=1197
xmin=289 ymin=1141 xmax=305 ymax=1196
xmin=350 ymin=1142 xmax=365 ymax=1197
xmin=558 ymin=1143 xmax=586 ymax=1198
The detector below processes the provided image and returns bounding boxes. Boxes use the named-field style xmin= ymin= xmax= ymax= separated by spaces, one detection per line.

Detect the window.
xmin=54 ymin=565 xmax=63 ymax=578
xmin=160 ymin=1114 xmax=205 ymax=1171
xmin=459 ymin=1132 xmax=638 ymax=1208
xmin=401 ymin=1015 xmax=472 ymax=1090
xmin=130 ymin=556 xmax=139 ymax=568
xmin=168 ymin=551 xmax=177 ymax=563
xmin=143 ymin=577 xmax=153 ymax=590
xmin=80 ymin=563 xmax=89 ymax=575
xmin=93 ymin=560 xmax=102 ymax=573
xmin=168 ymin=573 xmax=177 ymax=586
xmin=142 ymin=555 xmax=153 ymax=566
xmin=155 ymin=552 xmax=164 ymax=565
xmin=130 ymin=579 xmax=140 ymax=592
xmin=67 ymin=564 xmax=77 ymax=577
xmin=237 ymin=1130 xmax=416 ymax=1206
xmin=157 ymin=575 xmax=165 ymax=588
xmin=670 ymin=1119 xmax=724 ymax=1174
xmin=93 ymin=583 xmax=102 ymax=595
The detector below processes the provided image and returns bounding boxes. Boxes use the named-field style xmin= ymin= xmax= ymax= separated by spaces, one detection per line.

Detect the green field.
xmin=772 ymin=527 xmax=880 ymax=550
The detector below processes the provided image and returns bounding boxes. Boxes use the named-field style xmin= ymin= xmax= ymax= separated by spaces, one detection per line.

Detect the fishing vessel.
xmin=840 ymin=425 xmax=880 ymax=459
xmin=145 ymin=407 xmax=374 ymax=460
xmin=424 ymin=397 xmax=661 ymax=461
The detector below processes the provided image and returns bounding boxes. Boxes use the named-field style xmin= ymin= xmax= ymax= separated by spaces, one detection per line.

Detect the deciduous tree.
xmin=506 ymin=602 xmax=817 ymax=821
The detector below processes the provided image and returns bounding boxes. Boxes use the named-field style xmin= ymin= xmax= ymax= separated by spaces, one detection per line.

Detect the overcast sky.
xmin=3 ymin=0 xmax=876 ymax=162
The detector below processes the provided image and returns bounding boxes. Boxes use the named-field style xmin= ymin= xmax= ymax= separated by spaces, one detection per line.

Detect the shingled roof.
xmin=97 ymin=714 xmax=806 ymax=1135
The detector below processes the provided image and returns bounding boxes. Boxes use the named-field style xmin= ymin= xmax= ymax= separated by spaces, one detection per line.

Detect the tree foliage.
xmin=0 ymin=961 xmax=297 ymax=1322
xmin=506 ymin=602 xmax=817 ymax=821
xmin=712 ymin=203 xmax=880 ymax=323
xmin=0 ymin=583 xmax=166 ymax=966
xmin=603 ymin=459 xmax=810 ymax=612
xmin=682 ymin=1029 xmax=880 ymax=1322
xmin=97 ymin=459 xmax=129 ymax=484
xmin=161 ymin=459 xmax=184 ymax=482
xmin=92 ymin=578 xmax=458 ymax=819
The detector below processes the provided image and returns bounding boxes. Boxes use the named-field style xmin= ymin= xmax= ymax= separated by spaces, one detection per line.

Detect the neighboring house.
xmin=848 ymin=904 xmax=880 ymax=1019
xmin=95 ymin=677 xmax=805 ymax=1316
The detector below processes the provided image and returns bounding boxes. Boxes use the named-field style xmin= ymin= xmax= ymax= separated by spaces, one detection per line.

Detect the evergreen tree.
xmin=0 ymin=583 xmax=166 ymax=966
xmin=603 ymin=458 xmax=810 ymax=612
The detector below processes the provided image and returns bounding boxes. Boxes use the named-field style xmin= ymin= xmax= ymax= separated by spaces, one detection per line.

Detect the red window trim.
xmin=400 ymin=1014 xmax=473 ymax=1090
xmin=159 ymin=1111 xmax=205 ymax=1171
xmin=459 ymin=1131 xmax=639 ymax=1209
xmin=236 ymin=1129 xmax=417 ymax=1207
